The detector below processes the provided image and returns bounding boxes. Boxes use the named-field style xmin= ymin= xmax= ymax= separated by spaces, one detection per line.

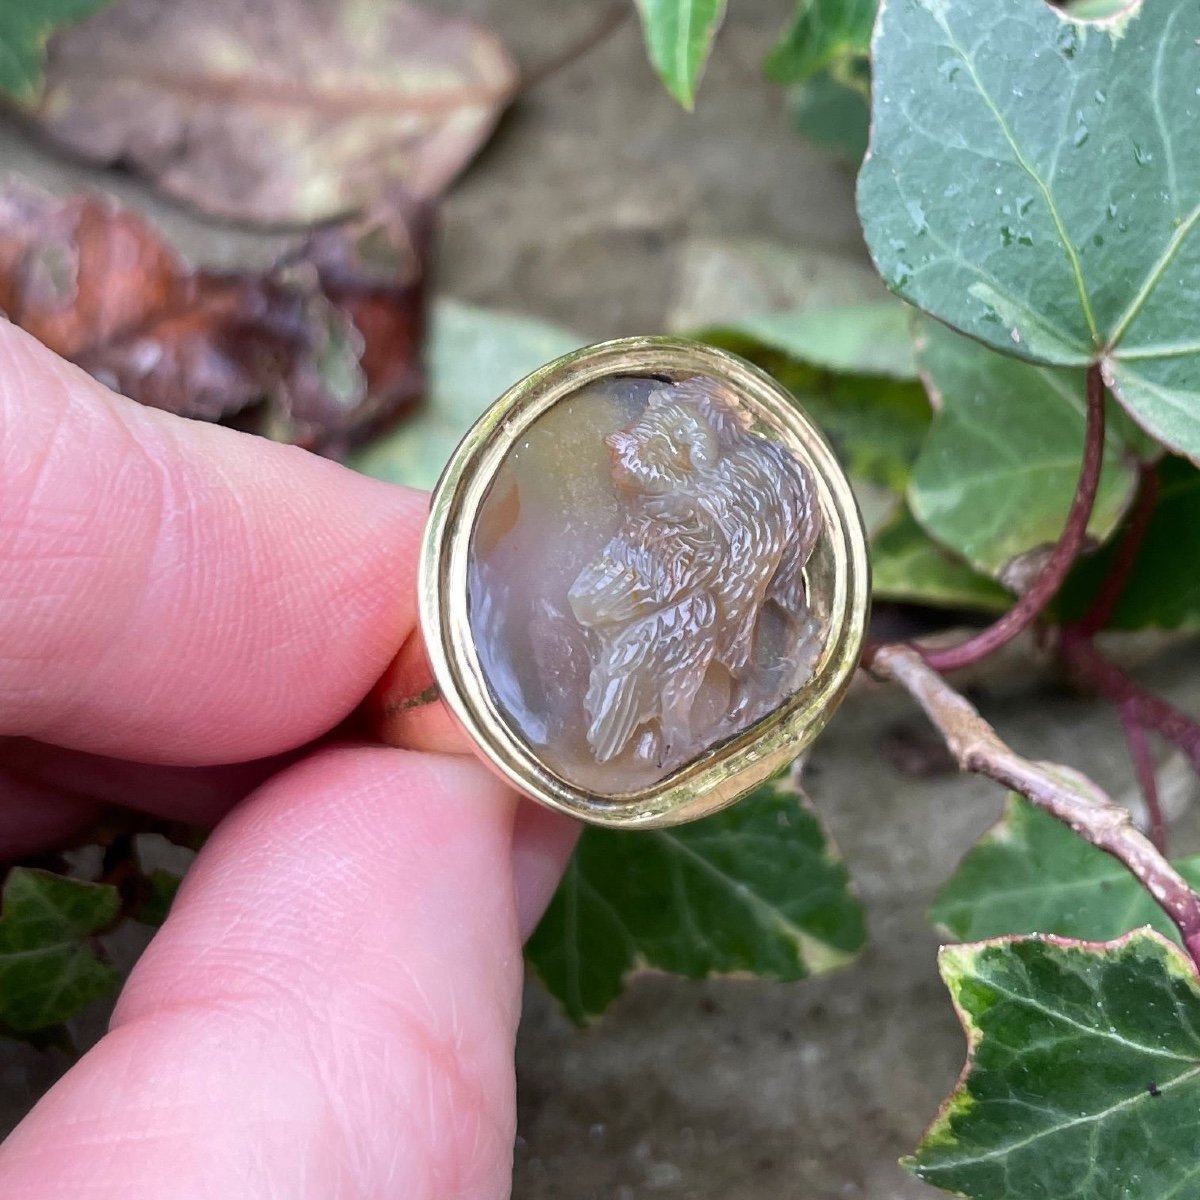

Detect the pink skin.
xmin=0 ymin=321 xmax=578 ymax=1197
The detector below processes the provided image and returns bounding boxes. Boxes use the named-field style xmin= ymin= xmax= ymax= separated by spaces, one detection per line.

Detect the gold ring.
xmin=418 ymin=337 xmax=869 ymax=828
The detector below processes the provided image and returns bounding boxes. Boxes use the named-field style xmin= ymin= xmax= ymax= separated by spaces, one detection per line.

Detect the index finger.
xmin=0 ymin=320 xmax=425 ymax=764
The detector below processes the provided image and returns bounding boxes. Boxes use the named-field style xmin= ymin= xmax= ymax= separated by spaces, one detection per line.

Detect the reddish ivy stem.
xmin=871 ymin=645 xmax=1200 ymax=971
xmin=1119 ymin=699 xmax=1167 ymax=854
xmin=1074 ymin=462 xmax=1160 ymax=637
xmin=1060 ymin=631 xmax=1200 ymax=776
xmin=867 ymin=365 xmax=1200 ymax=960
xmin=919 ymin=364 xmax=1106 ymax=673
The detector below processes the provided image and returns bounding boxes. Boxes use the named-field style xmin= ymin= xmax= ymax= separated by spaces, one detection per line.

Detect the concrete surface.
xmin=3 ymin=1 xmax=1200 ymax=1197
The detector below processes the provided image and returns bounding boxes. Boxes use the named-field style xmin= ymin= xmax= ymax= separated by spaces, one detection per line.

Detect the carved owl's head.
xmin=606 ymin=393 xmax=720 ymax=495
xmin=670 ymin=377 xmax=754 ymax=447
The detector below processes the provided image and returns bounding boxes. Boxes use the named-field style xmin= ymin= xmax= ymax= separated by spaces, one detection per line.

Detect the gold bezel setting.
xmin=419 ymin=337 xmax=870 ymax=828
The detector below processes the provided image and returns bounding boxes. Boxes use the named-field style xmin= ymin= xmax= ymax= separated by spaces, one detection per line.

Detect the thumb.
xmin=0 ymin=747 xmax=576 ymax=1199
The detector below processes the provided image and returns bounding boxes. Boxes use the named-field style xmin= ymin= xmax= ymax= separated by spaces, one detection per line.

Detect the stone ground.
xmin=3 ymin=0 xmax=1200 ymax=1196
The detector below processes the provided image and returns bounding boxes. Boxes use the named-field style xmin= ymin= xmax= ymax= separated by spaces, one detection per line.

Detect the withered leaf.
xmin=0 ymin=182 xmax=183 ymax=359
xmin=302 ymin=192 xmax=430 ymax=444
xmin=0 ymin=182 xmax=426 ymax=452
xmin=32 ymin=0 xmax=517 ymax=224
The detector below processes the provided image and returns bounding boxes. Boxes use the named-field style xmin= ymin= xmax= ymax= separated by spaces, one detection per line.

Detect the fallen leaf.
xmin=32 ymin=0 xmax=517 ymax=224
xmin=351 ymin=299 xmax=581 ymax=490
xmin=302 ymin=192 xmax=430 ymax=446
xmin=0 ymin=0 xmax=113 ymax=103
xmin=0 ymin=181 xmax=184 ymax=358
xmin=0 ymin=182 xmax=427 ymax=451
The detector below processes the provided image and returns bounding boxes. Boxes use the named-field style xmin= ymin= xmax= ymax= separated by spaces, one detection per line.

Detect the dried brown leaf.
xmin=0 ymin=182 xmax=184 ymax=358
xmin=0 ymin=183 xmax=426 ymax=450
xmin=32 ymin=0 xmax=517 ymax=224
xmin=303 ymin=192 xmax=430 ymax=442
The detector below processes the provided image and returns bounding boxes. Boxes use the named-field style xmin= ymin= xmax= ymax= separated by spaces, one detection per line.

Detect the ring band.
xmin=416 ymin=337 xmax=869 ymax=828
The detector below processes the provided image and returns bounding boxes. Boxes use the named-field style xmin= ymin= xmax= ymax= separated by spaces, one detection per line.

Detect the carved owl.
xmin=567 ymin=378 xmax=822 ymax=765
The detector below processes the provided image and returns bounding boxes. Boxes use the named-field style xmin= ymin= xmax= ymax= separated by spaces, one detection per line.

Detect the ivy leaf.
xmin=525 ymin=773 xmax=865 ymax=1025
xmin=788 ymin=67 xmax=870 ymax=164
xmin=872 ymin=507 xmax=1011 ymax=613
xmin=703 ymin=330 xmax=930 ymax=493
xmin=729 ymin=300 xmax=917 ymax=379
xmin=0 ymin=0 xmax=111 ymax=101
xmin=131 ymin=869 xmax=182 ymax=928
xmin=794 ymin=372 xmax=930 ymax=493
xmin=0 ymin=868 xmax=120 ymax=1032
xmin=933 ymin=794 xmax=1200 ymax=945
xmin=765 ymin=0 xmax=877 ymax=85
xmin=859 ymin=0 xmax=1200 ymax=462
xmin=668 ymin=236 xmax=888 ymax=331
xmin=908 ymin=321 xmax=1137 ymax=577
xmin=909 ymin=931 xmax=1200 ymax=1199
xmin=634 ymin=0 xmax=727 ymax=109
xmin=1060 ymin=456 xmax=1200 ymax=632
xmin=351 ymin=301 xmax=583 ymax=491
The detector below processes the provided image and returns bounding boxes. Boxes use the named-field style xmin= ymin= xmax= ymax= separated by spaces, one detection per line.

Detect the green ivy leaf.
xmin=933 ymin=794 xmax=1200 ymax=945
xmin=1060 ymin=456 xmax=1200 ymax=632
xmin=0 ymin=868 xmax=120 ymax=1032
xmin=872 ymin=507 xmax=1011 ymax=612
xmin=634 ymin=0 xmax=727 ymax=109
xmin=908 ymin=321 xmax=1138 ymax=577
xmin=765 ymin=0 xmax=878 ymax=85
xmin=669 ymin=236 xmax=888 ymax=331
xmin=787 ymin=67 xmax=870 ymax=163
xmin=909 ymin=931 xmax=1200 ymax=1199
xmin=525 ymin=773 xmax=865 ymax=1024
xmin=859 ymin=0 xmax=1200 ymax=462
xmin=132 ymin=869 xmax=182 ymax=928
xmin=351 ymin=300 xmax=583 ymax=491
xmin=703 ymin=330 xmax=930 ymax=493
xmin=0 ymin=0 xmax=112 ymax=101
xmin=729 ymin=300 xmax=917 ymax=380
xmin=788 ymin=371 xmax=931 ymax=492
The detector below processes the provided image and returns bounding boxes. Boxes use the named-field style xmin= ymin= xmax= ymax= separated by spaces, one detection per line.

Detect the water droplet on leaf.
xmin=1055 ymin=24 xmax=1079 ymax=59
xmin=906 ymin=199 xmax=928 ymax=232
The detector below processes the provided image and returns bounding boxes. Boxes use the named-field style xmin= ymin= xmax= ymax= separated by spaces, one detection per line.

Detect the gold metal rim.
xmin=419 ymin=337 xmax=870 ymax=828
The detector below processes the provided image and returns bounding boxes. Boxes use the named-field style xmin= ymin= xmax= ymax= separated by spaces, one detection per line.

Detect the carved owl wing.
xmin=707 ymin=438 xmax=821 ymax=673
xmin=711 ymin=491 xmax=778 ymax=674
xmin=764 ymin=441 xmax=821 ymax=618
xmin=571 ymin=495 xmax=725 ymax=763
xmin=564 ymin=537 xmax=662 ymax=628
xmin=568 ymin=495 xmax=715 ymax=628
xmin=583 ymin=594 xmax=718 ymax=763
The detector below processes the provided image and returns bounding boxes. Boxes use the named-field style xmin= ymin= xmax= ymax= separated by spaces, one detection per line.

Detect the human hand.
xmin=0 ymin=320 xmax=578 ymax=1198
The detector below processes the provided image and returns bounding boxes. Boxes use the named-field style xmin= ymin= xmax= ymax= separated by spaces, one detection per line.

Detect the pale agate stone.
xmin=468 ymin=374 xmax=829 ymax=793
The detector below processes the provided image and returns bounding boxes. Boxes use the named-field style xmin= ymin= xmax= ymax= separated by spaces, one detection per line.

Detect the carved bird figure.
xmin=567 ymin=378 xmax=821 ymax=764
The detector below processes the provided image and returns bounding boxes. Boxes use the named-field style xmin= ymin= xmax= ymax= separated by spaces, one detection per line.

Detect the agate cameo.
xmin=420 ymin=339 xmax=869 ymax=827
